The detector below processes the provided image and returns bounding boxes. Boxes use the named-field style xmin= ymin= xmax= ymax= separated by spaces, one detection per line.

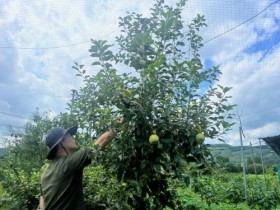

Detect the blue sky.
xmin=0 ymin=0 xmax=280 ymax=147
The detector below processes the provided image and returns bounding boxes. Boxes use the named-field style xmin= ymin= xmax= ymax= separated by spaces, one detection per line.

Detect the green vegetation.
xmin=1 ymin=0 xmax=279 ymax=209
xmin=172 ymin=173 xmax=280 ymax=210
xmin=68 ymin=0 xmax=234 ymax=208
xmin=210 ymin=143 xmax=280 ymax=165
xmin=1 ymin=166 xmax=280 ymax=209
xmin=0 ymin=183 xmax=8 ymax=210
xmin=210 ymin=144 xmax=280 ymax=174
xmin=0 ymin=148 xmax=6 ymax=156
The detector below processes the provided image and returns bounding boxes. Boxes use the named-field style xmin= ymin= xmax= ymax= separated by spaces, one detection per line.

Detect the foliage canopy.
xmin=69 ymin=0 xmax=235 ymax=208
xmin=0 ymin=0 xmax=236 ymax=209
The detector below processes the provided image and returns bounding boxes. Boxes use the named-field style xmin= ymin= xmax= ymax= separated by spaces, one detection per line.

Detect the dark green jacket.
xmin=41 ymin=149 xmax=92 ymax=210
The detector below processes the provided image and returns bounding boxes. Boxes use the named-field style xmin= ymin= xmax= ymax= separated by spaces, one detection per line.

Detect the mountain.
xmin=0 ymin=144 xmax=279 ymax=166
xmin=208 ymin=143 xmax=280 ymax=166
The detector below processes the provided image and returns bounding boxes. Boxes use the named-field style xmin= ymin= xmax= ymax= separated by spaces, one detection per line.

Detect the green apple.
xmin=195 ymin=133 xmax=205 ymax=144
xmin=149 ymin=134 xmax=159 ymax=144
xmin=122 ymin=89 xmax=132 ymax=97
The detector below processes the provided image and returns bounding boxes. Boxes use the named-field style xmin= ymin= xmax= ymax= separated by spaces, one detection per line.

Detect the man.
xmin=39 ymin=125 xmax=117 ymax=210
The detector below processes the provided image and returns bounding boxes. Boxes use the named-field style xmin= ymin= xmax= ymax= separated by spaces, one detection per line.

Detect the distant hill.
xmin=208 ymin=143 xmax=280 ymax=166
xmin=0 ymin=144 xmax=279 ymax=166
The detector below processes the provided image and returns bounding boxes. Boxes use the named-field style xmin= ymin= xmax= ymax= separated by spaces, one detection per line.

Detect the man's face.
xmin=62 ymin=133 xmax=78 ymax=151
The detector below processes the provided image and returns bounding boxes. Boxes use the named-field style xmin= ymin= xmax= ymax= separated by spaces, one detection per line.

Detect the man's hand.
xmin=95 ymin=130 xmax=116 ymax=150
xmin=108 ymin=129 xmax=117 ymax=138
xmin=111 ymin=115 xmax=125 ymax=134
xmin=117 ymin=116 xmax=124 ymax=124
xmin=93 ymin=116 xmax=125 ymax=151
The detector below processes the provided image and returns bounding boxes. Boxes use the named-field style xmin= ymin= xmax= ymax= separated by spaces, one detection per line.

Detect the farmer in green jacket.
xmin=39 ymin=123 xmax=120 ymax=210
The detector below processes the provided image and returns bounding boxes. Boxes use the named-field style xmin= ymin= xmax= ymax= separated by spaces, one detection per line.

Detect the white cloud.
xmin=0 ymin=100 xmax=11 ymax=112
xmin=247 ymin=122 xmax=280 ymax=139
xmin=1 ymin=0 xmax=280 ymax=146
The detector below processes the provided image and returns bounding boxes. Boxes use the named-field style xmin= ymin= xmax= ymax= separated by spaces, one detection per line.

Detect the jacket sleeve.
xmin=63 ymin=149 xmax=92 ymax=172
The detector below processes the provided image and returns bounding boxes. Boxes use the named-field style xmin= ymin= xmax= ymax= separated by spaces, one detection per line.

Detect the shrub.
xmin=0 ymin=167 xmax=43 ymax=210
xmin=190 ymin=173 xmax=280 ymax=210
xmin=83 ymin=165 xmax=133 ymax=209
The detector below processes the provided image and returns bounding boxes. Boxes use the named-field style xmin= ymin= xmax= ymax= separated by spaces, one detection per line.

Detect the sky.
xmin=0 ymin=0 xmax=280 ymax=147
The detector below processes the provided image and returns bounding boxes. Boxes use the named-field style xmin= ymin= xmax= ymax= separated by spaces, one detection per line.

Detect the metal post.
xmin=250 ymin=141 xmax=258 ymax=178
xmin=240 ymin=126 xmax=248 ymax=202
xmin=70 ymin=89 xmax=76 ymax=115
xmin=259 ymin=138 xmax=267 ymax=190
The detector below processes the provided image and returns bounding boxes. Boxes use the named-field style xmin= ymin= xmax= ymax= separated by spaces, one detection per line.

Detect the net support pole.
xmin=259 ymin=138 xmax=267 ymax=190
xmin=240 ymin=126 xmax=248 ymax=202
xmin=250 ymin=141 xmax=258 ymax=178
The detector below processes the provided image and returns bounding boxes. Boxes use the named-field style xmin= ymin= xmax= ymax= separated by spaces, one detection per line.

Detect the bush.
xmin=83 ymin=165 xmax=133 ymax=209
xmin=0 ymin=183 xmax=9 ymax=210
xmin=175 ymin=186 xmax=208 ymax=209
xmin=164 ymin=185 xmax=251 ymax=210
xmin=189 ymin=173 xmax=280 ymax=210
xmin=0 ymin=167 xmax=43 ymax=210
xmin=246 ymin=164 xmax=263 ymax=174
xmin=1 ymin=165 xmax=279 ymax=210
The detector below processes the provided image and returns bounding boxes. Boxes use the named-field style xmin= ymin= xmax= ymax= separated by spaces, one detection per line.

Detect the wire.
xmin=0 ymin=125 xmax=25 ymax=129
xmin=203 ymin=0 xmax=280 ymax=45
xmin=1 ymin=0 xmax=279 ymax=50
xmin=0 ymin=111 xmax=30 ymax=120
xmin=2 ymin=41 xmax=91 ymax=50
xmin=0 ymin=28 xmax=120 ymax=50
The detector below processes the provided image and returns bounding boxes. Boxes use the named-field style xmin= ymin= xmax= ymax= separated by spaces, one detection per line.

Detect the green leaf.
xmin=92 ymin=61 xmax=101 ymax=66
xmin=177 ymin=41 xmax=185 ymax=46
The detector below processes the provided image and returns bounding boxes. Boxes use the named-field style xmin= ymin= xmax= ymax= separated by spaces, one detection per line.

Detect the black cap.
xmin=46 ymin=125 xmax=78 ymax=159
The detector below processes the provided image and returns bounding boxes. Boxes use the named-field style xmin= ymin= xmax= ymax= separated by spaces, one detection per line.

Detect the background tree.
xmin=1 ymin=109 xmax=76 ymax=173
xmin=70 ymin=0 xmax=235 ymax=209
xmin=0 ymin=109 xmax=79 ymax=209
xmin=2 ymin=109 xmax=50 ymax=172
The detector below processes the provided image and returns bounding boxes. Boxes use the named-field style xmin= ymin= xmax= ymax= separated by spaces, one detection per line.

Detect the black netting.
xmin=262 ymin=135 xmax=280 ymax=156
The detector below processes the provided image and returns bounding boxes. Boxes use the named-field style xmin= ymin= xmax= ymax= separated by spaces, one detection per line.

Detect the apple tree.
xmin=71 ymin=0 xmax=235 ymax=209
